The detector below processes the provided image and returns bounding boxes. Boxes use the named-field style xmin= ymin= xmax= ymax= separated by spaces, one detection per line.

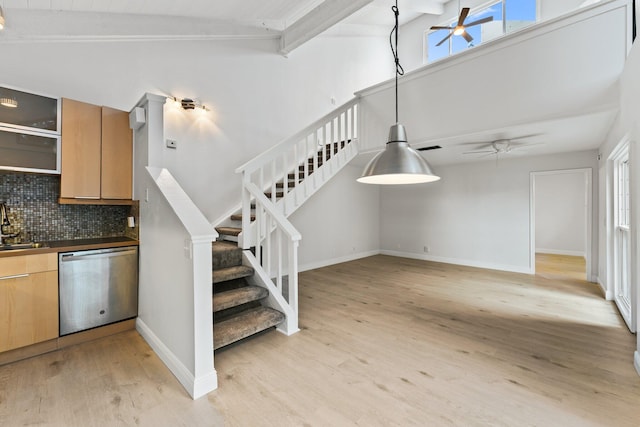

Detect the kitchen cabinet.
xmin=60 ymin=98 xmax=133 ymax=203
xmin=0 ymin=253 xmax=58 ymax=352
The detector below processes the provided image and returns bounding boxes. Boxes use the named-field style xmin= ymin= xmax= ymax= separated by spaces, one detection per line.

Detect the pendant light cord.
xmin=390 ymin=1 xmax=404 ymax=124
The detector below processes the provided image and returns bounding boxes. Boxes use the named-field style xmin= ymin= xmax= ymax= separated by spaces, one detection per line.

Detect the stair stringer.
xmin=242 ymin=250 xmax=299 ymax=335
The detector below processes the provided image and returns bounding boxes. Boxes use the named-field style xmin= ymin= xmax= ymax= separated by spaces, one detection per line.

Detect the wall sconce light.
xmin=168 ymin=96 xmax=209 ymax=112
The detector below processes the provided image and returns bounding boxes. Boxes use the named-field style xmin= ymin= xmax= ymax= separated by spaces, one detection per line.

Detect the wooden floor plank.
xmin=0 ymin=254 xmax=638 ymax=426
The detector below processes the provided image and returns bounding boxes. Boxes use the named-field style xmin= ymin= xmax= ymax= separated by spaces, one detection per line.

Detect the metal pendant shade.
xmin=358 ymin=124 xmax=440 ymax=184
xmin=358 ymin=1 xmax=440 ymax=185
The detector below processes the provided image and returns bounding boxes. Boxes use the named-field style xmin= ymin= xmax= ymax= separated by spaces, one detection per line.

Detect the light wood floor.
xmin=1 ymin=254 xmax=639 ymax=426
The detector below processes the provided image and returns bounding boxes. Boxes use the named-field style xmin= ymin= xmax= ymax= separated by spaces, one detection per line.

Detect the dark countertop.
xmin=0 ymin=236 xmax=139 ymax=258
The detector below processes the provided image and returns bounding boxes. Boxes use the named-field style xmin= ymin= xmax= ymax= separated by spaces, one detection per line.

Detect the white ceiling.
xmin=0 ymin=1 xmax=619 ymax=167
xmin=0 ymin=0 xmax=449 ymax=31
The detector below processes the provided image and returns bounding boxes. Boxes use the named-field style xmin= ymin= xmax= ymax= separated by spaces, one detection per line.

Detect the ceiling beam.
xmin=280 ymin=0 xmax=374 ymax=55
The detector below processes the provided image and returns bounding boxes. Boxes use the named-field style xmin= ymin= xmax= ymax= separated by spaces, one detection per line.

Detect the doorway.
xmin=530 ymin=169 xmax=592 ymax=281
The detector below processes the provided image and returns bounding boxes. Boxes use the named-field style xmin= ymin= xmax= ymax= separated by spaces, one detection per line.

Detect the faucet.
xmin=0 ymin=203 xmax=19 ymax=245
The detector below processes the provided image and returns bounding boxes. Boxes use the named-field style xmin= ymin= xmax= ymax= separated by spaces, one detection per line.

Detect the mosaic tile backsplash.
xmin=0 ymin=172 xmax=132 ymax=242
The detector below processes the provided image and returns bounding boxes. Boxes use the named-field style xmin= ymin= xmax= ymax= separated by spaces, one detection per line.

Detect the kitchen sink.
xmin=0 ymin=242 xmax=48 ymax=251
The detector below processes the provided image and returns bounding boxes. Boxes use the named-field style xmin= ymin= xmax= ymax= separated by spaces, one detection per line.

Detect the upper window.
xmin=426 ymin=0 xmax=537 ymax=63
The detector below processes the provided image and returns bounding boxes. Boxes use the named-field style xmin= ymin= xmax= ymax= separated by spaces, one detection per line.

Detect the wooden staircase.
xmin=217 ymin=139 xmax=350 ymax=239
xmin=212 ymin=98 xmax=359 ymax=350
xmin=212 ymin=241 xmax=284 ymax=350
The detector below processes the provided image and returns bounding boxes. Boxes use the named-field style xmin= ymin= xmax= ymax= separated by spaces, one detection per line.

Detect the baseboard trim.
xmin=536 ymin=248 xmax=586 ymax=257
xmin=299 ymin=250 xmax=381 ymax=272
xmin=379 ymin=250 xmax=533 ymax=274
xmin=596 ymin=276 xmax=614 ymax=300
xmin=634 ymin=351 xmax=640 ymax=378
xmin=136 ymin=318 xmax=217 ymax=399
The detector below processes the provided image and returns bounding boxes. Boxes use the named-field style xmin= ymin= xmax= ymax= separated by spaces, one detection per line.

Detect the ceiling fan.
xmin=430 ymin=3 xmax=494 ymax=47
xmin=462 ymin=135 xmax=543 ymax=157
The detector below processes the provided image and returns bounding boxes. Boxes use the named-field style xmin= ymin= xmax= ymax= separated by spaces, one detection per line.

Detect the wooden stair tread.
xmin=213 ymin=265 xmax=254 ymax=284
xmin=216 ymin=226 xmax=241 ymax=236
xmin=214 ymin=307 xmax=285 ymax=350
xmin=212 ymin=240 xmax=239 ymax=253
xmin=230 ymin=214 xmax=255 ymax=221
xmin=213 ymin=286 xmax=268 ymax=312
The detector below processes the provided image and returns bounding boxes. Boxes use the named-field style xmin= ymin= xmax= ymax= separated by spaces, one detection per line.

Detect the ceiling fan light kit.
xmin=430 ymin=2 xmax=494 ymax=47
xmin=358 ymin=1 xmax=440 ymax=185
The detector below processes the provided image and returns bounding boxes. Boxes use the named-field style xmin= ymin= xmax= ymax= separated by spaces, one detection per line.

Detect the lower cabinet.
xmin=0 ymin=253 xmax=58 ymax=353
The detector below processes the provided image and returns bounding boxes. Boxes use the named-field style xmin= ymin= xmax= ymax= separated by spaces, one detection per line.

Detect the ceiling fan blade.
xmin=463 ymin=150 xmax=496 ymax=155
xmin=508 ymin=133 xmax=543 ymax=141
xmin=510 ymin=143 xmax=545 ymax=150
xmin=430 ymin=25 xmax=454 ymax=30
xmin=462 ymin=30 xmax=473 ymax=43
xmin=465 ymin=16 xmax=494 ymax=28
xmin=458 ymin=7 xmax=470 ymax=26
xmin=436 ymin=32 xmax=453 ymax=47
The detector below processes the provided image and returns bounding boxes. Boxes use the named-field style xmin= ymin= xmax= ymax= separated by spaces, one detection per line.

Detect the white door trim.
xmin=607 ymin=135 xmax=636 ymax=332
xmin=529 ymin=168 xmax=593 ymax=280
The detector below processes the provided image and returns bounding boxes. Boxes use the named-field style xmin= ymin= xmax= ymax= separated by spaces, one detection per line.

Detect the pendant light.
xmin=358 ymin=1 xmax=440 ymax=185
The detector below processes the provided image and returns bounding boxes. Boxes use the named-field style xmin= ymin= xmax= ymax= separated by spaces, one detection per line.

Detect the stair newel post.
xmin=289 ymin=239 xmax=299 ymax=322
xmin=265 ymin=214 xmax=272 ymax=278
xmin=254 ymin=201 xmax=262 ymax=264
xmin=241 ymin=172 xmax=251 ymax=250
xmin=282 ymin=151 xmax=288 ymax=215
xmin=276 ymin=227 xmax=283 ymax=293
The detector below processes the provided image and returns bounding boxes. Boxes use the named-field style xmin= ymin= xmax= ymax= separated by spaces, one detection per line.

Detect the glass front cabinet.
xmin=0 ymin=86 xmax=61 ymax=174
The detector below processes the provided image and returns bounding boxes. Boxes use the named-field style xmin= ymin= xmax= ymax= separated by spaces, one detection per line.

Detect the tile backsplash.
xmin=0 ymin=172 xmax=133 ymax=242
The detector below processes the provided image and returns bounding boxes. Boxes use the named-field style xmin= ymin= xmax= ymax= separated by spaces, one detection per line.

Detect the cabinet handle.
xmin=0 ymin=274 xmax=29 ymax=280
xmin=74 ymin=196 xmax=100 ymax=199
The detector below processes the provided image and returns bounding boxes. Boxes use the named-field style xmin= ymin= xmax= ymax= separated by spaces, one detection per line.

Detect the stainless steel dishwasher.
xmin=59 ymin=246 xmax=138 ymax=335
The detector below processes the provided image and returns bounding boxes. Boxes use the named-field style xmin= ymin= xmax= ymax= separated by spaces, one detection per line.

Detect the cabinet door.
xmin=60 ymin=98 xmax=102 ymax=199
xmin=101 ymin=107 xmax=132 ymax=199
xmin=0 ymin=271 xmax=59 ymax=352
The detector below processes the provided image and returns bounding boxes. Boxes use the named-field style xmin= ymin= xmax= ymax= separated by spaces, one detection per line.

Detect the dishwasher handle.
xmin=60 ymin=248 xmax=138 ymax=262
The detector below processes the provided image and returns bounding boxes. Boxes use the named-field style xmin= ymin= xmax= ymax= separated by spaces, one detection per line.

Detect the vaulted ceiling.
xmin=0 ymin=0 xmax=450 ymax=53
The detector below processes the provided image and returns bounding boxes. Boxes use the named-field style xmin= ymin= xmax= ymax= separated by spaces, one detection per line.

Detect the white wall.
xmin=359 ymin=2 xmax=626 ymax=154
xmin=399 ymin=0 xmax=602 ymax=72
xmin=1 ymin=34 xmax=389 ymax=269
xmin=380 ymin=150 xmax=598 ymax=275
xmin=289 ymin=164 xmax=380 ymax=271
xmin=535 ymin=172 xmax=587 ymax=256
xmin=597 ymin=39 xmax=640 ymax=374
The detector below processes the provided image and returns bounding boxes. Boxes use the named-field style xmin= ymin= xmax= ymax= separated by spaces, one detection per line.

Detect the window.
xmin=426 ymin=0 xmax=537 ymax=63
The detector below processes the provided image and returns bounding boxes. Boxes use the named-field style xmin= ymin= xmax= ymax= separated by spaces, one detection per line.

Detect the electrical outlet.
xmin=424 ymin=246 xmax=430 ymax=253
xmin=166 ymin=139 xmax=177 ymax=149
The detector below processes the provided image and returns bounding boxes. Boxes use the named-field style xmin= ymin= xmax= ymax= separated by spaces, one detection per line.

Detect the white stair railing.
xmin=235 ymin=97 xmax=360 ymax=334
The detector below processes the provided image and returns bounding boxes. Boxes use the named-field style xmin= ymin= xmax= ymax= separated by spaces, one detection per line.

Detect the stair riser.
xmin=213 ymin=247 xmax=242 ymax=270
xmin=214 ymin=300 xmax=262 ymax=322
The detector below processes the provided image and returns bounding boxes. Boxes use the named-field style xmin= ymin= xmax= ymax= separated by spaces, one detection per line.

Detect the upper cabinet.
xmin=101 ymin=107 xmax=133 ymax=200
xmin=0 ymin=86 xmax=61 ymax=174
xmin=60 ymin=98 xmax=133 ymax=203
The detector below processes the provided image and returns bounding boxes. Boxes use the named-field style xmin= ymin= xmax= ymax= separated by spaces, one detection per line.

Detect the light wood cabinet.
xmin=101 ymin=107 xmax=133 ymax=200
xmin=60 ymin=98 xmax=102 ymax=199
xmin=60 ymin=99 xmax=133 ymax=202
xmin=0 ymin=253 xmax=59 ymax=353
